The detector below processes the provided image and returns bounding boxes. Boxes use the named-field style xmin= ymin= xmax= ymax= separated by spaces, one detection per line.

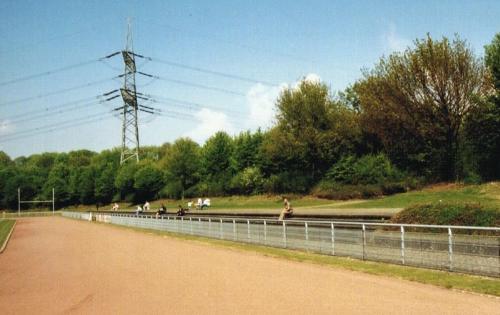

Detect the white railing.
xmin=61 ymin=211 xmax=500 ymax=277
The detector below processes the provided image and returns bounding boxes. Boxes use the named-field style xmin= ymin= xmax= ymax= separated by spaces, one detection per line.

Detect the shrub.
xmin=314 ymin=154 xmax=414 ymax=199
xmin=325 ymin=154 xmax=405 ymax=185
xmin=391 ymin=202 xmax=500 ymax=227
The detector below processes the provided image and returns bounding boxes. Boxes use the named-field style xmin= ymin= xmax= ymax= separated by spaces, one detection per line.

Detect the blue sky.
xmin=0 ymin=0 xmax=499 ymax=158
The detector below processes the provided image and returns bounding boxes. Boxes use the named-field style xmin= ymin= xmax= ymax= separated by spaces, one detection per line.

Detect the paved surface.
xmin=0 ymin=217 xmax=498 ymax=315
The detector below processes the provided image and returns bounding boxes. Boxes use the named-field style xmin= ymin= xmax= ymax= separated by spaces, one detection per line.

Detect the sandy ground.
xmin=0 ymin=217 xmax=498 ymax=315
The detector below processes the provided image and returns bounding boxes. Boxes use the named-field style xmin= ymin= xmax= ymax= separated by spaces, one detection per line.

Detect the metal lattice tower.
xmin=120 ymin=19 xmax=140 ymax=164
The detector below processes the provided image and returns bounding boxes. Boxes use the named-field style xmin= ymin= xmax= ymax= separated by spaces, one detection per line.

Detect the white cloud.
xmin=245 ymin=73 xmax=322 ymax=130
xmin=384 ymin=23 xmax=411 ymax=53
xmin=246 ymin=83 xmax=284 ymax=129
xmin=184 ymin=108 xmax=234 ymax=143
xmin=0 ymin=120 xmax=14 ymax=136
xmin=303 ymin=73 xmax=321 ymax=84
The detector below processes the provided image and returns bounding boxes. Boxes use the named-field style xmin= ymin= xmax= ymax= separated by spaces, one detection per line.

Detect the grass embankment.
xmin=338 ymin=182 xmax=500 ymax=210
xmin=0 ymin=219 xmax=15 ymax=251
xmin=391 ymin=203 xmax=500 ymax=227
xmin=89 ymin=219 xmax=500 ymax=296
xmin=53 ymin=182 xmax=500 ymax=217
xmin=64 ymin=195 xmax=345 ymax=212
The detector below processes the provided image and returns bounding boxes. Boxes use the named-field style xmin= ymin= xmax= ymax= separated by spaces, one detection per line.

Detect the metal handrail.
xmin=108 ymin=212 xmax=500 ymax=231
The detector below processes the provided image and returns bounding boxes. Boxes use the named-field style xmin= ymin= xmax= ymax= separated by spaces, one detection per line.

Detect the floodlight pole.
xmin=18 ymin=188 xmax=20 ymax=216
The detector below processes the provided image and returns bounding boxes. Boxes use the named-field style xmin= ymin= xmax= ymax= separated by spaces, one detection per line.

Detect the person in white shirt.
xmin=112 ymin=203 xmax=119 ymax=211
xmin=144 ymin=201 xmax=150 ymax=212
xmin=196 ymin=198 xmax=202 ymax=210
xmin=135 ymin=205 xmax=142 ymax=216
xmin=202 ymin=198 xmax=211 ymax=210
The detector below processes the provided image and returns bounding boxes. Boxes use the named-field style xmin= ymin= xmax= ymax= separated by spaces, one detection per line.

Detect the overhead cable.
xmin=0 ymin=52 xmax=120 ymax=87
xmin=0 ymin=75 xmax=120 ymax=107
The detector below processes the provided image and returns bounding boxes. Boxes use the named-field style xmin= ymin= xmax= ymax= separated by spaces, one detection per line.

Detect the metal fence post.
xmin=247 ymin=219 xmax=251 ymax=241
xmin=401 ymin=225 xmax=405 ymax=265
xmin=209 ymin=218 xmax=212 ymax=237
xmin=189 ymin=217 xmax=193 ymax=235
xmin=305 ymin=222 xmax=309 ymax=246
xmin=264 ymin=220 xmax=267 ymax=245
xmin=362 ymin=224 xmax=366 ymax=260
xmin=181 ymin=217 xmax=184 ymax=233
xmin=219 ymin=218 xmax=223 ymax=239
xmin=233 ymin=219 xmax=236 ymax=240
xmin=52 ymin=188 xmax=55 ymax=215
xmin=448 ymin=227 xmax=453 ymax=271
xmin=283 ymin=221 xmax=287 ymax=248
xmin=331 ymin=223 xmax=335 ymax=256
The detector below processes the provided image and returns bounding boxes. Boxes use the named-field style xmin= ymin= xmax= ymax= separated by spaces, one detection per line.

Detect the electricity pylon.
xmin=120 ymin=19 xmax=140 ymax=164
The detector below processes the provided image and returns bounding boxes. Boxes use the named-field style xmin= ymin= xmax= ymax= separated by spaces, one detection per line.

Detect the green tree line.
xmin=1 ymin=33 xmax=499 ymax=209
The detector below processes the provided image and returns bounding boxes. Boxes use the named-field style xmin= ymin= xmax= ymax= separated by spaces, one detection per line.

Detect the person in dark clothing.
xmin=156 ymin=204 xmax=167 ymax=218
xmin=176 ymin=205 xmax=187 ymax=216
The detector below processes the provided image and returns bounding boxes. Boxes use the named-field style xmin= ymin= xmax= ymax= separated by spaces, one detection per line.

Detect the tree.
xmin=44 ymin=163 xmax=71 ymax=207
xmin=232 ymin=130 xmax=264 ymax=172
xmin=463 ymin=33 xmax=500 ymax=180
xmin=134 ymin=163 xmax=164 ymax=202
xmin=2 ymin=170 xmax=38 ymax=209
xmin=263 ymin=80 xmax=361 ymax=183
xmin=163 ymin=138 xmax=200 ymax=199
xmin=200 ymin=131 xmax=234 ymax=195
xmin=0 ymin=151 xmax=12 ymax=169
xmin=78 ymin=167 xmax=96 ymax=204
xmin=95 ymin=164 xmax=116 ymax=204
xmin=355 ymin=35 xmax=492 ymax=180
xmin=114 ymin=162 xmax=139 ymax=201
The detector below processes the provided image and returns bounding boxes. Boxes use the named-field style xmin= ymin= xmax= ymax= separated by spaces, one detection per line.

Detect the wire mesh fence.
xmin=62 ymin=211 xmax=500 ymax=277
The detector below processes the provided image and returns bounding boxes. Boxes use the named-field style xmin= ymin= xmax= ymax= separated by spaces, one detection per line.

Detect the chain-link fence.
xmin=62 ymin=212 xmax=500 ymax=277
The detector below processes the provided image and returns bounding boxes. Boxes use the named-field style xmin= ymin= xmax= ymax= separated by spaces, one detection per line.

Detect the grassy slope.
xmin=0 ymin=220 xmax=15 ymax=248
xmin=30 ymin=182 xmax=500 ymax=214
xmin=338 ymin=182 xmax=500 ymax=209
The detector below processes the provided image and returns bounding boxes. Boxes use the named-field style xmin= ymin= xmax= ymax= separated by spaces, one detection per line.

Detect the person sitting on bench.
xmin=156 ymin=204 xmax=167 ymax=218
xmin=135 ymin=205 xmax=143 ymax=216
xmin=201 ymin=198 xmax=211 ymax=210
xmin=176 ymin=205 xmax=188 ymax=216
xmin=278 ymin=197 xmax=293 ymax=221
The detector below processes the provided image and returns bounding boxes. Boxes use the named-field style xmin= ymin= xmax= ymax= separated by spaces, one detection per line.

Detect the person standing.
xmin=144 ymin=201 xmax=150 ymax=212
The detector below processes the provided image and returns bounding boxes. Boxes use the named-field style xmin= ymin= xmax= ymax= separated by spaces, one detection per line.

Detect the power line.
xmin=0 ymin=75 xmax=120 ymax=108
xmin=136 ymin=71 xmax=246 ymax=97
xmin=0 ymin=111 xmax=114 ymax=143
xmin=143 ymin=56 xmax=278 ymax=86
xmin=0 ymin=52 xmax=120 ymax=88
xmin=8 ymin=100 xmax=107 ymax=124
xmin=0 ymin=115 xmax=116 ymax=144
xmin=149 ymin=95 xmax=245 ymax=117
xmin=2 ymin=95 xmax=98 ymax=121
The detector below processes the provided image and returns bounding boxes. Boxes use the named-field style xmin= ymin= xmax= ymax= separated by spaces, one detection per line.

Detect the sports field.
xmin=0 ymin=217 xmax=498 ymax=314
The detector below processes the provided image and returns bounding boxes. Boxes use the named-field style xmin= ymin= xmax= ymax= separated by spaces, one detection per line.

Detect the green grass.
xmin=338 ymin=183 xmax=500 ymax=209
xmin=62 ymin=195 xmax=342 ymax=213
xmin=87 ymin=218 xmax=500 ymax=296
xmin=0 ymin=219 xmax=15 ymax=249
